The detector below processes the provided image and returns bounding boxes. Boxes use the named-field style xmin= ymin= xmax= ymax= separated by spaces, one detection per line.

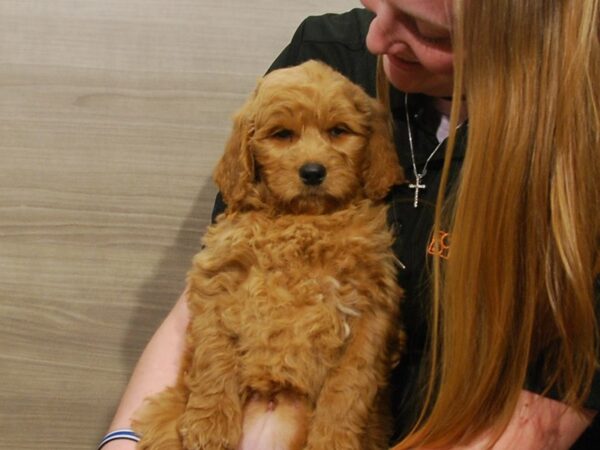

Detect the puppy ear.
xmin=213 ymin=98 xmax=255 ymax=211
xmin=363 ymin=99 xmax=405 ymax=200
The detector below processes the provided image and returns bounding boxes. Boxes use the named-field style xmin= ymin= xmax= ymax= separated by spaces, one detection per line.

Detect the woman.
xmin=100 ymin=1 xmax=599 ymax=448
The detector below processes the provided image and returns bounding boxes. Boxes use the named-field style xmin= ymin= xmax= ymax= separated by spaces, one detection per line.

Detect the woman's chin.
xmin=383 ymin=55 xmax=453 ymax=97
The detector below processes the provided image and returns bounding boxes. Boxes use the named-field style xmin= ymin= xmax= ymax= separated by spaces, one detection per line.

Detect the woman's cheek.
xmin=414 ymin=45 xmax=454 ymax=74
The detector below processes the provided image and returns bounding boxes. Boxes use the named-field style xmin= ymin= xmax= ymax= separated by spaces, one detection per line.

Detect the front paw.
xmin=178 ymin=408 xmax=242 ymax=450
xmin=305 ymin=426 xmax=361 ymax=450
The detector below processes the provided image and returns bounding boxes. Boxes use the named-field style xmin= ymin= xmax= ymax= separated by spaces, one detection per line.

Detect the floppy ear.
xmin=212 ymin=98 xmax=255 ymax=211
xmin=362 ymin=99 xmax=405 ymax=200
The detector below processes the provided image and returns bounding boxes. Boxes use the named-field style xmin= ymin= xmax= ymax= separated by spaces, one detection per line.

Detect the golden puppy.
xmin=133 ymin=60 xmax=405 ymax=450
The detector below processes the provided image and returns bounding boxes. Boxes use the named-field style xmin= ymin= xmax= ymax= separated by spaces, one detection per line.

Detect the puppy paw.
xmin=178 ymin=409 xmax=241 ymax=450
xmin=181 ymin=434 xmax=234 ymax=450
xmin=305 ymin=427 xmax=361 ymax=450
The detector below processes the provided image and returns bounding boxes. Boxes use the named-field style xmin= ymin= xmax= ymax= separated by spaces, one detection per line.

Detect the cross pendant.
xmin=409 ymin=175 xmax=426 ymax=208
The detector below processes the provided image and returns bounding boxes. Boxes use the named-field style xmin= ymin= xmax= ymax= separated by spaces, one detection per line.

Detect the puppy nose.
xmin=299 ymin=163 xmax=327 ymax=186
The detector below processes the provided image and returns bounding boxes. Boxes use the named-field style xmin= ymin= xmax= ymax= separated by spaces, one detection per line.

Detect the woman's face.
xmin=361 ymin=0 xmax=455 ymax=97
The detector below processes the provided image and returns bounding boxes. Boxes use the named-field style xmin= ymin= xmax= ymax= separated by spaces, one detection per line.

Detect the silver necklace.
xmin=404 ymin=94 xmax=457 ymax=208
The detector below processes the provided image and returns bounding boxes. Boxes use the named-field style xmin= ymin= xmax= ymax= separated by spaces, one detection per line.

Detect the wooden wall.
xmin=0 ymin=1 xmax=356 ymax=447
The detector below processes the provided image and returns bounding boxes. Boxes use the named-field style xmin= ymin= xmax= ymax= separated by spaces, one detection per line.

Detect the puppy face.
xmin=214 ymin=60 xmax=404 ymax=214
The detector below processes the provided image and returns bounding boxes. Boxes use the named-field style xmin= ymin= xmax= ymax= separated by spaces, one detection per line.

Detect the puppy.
xmin=133 ymin=60 xmax=405 ymax=450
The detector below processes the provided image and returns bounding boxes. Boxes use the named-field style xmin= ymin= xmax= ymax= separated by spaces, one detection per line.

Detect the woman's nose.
xmin=366 ymin=17 xmax=388 ymax=54
xmin=365 ymin=6 xmax=403 ymax=55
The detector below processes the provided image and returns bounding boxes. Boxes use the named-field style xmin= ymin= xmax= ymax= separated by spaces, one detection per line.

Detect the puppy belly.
xmin=238 ymin=391 xmax=308 ymax=450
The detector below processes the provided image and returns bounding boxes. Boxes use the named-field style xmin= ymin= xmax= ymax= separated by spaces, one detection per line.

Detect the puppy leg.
xmin=177 ymin=313 xmax=242 ymax=450
xmin=304 ymin=310 xmax=396 ymax=450
xmin=360 ymin=389 xmax=394 ymax=450
xmin=134 ymin=386 xmax=187 ymax=450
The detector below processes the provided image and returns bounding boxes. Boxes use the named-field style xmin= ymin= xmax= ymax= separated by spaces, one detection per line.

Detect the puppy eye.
xmin=328 ymin=126 xmax=349 ymax=137
xmin=271 ymin=129 xmax=294 ymax=140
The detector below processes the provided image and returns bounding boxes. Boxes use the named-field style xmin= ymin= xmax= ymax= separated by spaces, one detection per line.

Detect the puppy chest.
xmin=205 ymin=216 xmax=397 ymax=391
xmin=224 ymin=266 xmax=352 ymax=349
xmin=223 ymin=231 xmax=385 ymax=371
xmin=219 ymin=220 xmax=393 ymax=329
xmin=222 ymin=268 xmax=356 ymax=395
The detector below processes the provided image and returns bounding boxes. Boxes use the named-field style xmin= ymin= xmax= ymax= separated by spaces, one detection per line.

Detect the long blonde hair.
xmin=390 ymin=0 xmax=600 ymax=447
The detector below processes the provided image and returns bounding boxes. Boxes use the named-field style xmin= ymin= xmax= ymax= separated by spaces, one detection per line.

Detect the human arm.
xmin=100 ymin=288 xmax=190 ymax=449
xmin=487 ymin=390 xmax=595 ymax=450
xmin=413 ymin=390 xmax=596 ymax=450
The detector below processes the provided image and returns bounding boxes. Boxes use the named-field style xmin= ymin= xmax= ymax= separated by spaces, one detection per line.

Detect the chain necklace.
xmin=404 ymin=93 xmax=460 ymax=208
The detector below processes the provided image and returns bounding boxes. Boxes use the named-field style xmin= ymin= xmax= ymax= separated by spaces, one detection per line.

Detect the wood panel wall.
xmin=0 ymin=1 xmax=356 ymax=448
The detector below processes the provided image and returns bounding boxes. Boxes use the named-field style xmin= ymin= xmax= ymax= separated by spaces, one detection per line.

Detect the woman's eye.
xmin=329 ymin=126 xmax=349 ymax=137
xmin=272 ymin=129 xmax=294 ymax=140
xmin=419 ymin=33 xmax=451 ymax=45
xmin=412 ymin=18 xmax=451 ymax=46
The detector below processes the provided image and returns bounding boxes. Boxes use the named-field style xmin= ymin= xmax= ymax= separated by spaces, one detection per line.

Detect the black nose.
xmin=299 ymin=163 xmax=327 ymax=186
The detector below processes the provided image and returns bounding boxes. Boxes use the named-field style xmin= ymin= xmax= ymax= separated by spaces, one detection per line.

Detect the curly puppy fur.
xmin=133 ymin=60 xmax=405 ymax=450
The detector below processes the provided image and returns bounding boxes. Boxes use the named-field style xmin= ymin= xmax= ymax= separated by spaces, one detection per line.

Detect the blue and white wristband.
xmin=98 ymin=429 xmax=140 ymax=449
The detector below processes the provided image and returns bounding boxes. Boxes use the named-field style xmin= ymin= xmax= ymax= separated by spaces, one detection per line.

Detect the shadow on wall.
xmin=120 ymin=178 xmax=218 ymax=382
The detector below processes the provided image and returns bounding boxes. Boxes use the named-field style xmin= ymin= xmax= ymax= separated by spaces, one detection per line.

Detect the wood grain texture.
xmin=0 ymin=1 xmax=356 ymax=448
